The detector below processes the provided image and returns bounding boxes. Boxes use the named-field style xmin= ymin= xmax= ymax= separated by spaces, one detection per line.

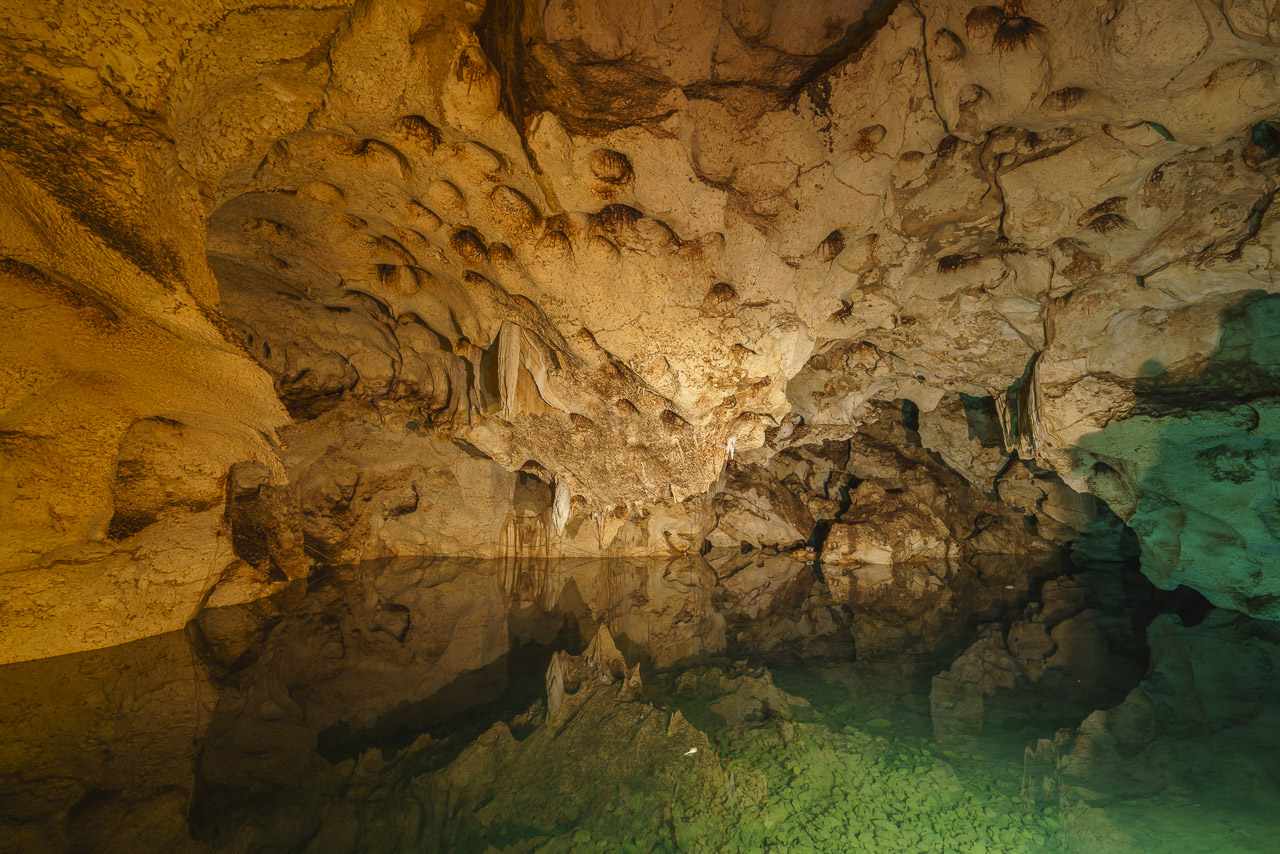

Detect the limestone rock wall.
xmin=6 ymin=0 xmax=1280 ymax=661
xmin=0 ymin=0 xmax=319 ymax=663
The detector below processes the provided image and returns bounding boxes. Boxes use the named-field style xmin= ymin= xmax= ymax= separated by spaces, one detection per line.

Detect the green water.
xmin=430 ymin=663 xmax=1059 ymax=854
xmin=3 ymin=557 xmax=1279 ymax=853
xmin=455 ymin=657 xmax=1279 ymax=854
xmin=663 ymin=684 xmax=1059 ymax=854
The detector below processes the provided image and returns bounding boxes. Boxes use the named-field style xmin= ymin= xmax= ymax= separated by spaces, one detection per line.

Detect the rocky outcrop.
xmin=1034 ymin=289 xmax=1280 ymax=618
xmin=918 ymin=392 xmax=1010 ymax=493
xmin=703 ymin=400 xmax=1124 ymax=658
xmin=0 ymin=2 xmax=302 ymax=663
xmin=708 ymin=461 xmax=816 ymax=550
xmin=718 ymin=403 xmax=1086 ymax=566
xmin=544 ymin=624 xmax=641 ymax=720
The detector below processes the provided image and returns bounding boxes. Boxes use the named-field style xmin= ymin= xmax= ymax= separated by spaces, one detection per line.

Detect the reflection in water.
xmin=501 ymin=546 xmax=556 ymax=613
xmin=500 ymin=511 xmax=553 ymax=611
xmin=0 ymin=555 xmax=1277 ymax=853
xmin=0 ymin=630 xmax=215 ymax=854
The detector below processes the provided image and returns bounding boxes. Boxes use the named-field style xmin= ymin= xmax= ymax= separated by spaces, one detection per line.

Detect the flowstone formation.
xmin=5 ymin=0 xmax=1280 ymax=661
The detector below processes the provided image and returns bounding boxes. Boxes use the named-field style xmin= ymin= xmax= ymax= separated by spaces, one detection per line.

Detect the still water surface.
xmin=0 ymin=556 xmax=1276 ymax=853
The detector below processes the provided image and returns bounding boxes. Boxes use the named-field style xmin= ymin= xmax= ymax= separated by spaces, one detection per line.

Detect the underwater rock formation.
xmin=1047 ymin=608 xmax=1280 ymax=799
xmin=930 ymin=560 xmax=1159 ymax=749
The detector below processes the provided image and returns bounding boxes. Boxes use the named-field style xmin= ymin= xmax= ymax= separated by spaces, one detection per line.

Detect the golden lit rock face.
xmin=4 ymin=0 xmax=1280 ymax=661
xmin=0 ymin=3 xmax=298 ymax=663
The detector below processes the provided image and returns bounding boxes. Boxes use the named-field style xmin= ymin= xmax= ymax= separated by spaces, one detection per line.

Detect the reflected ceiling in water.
xmin=1 ymin=554 xmax=1276 ymax=853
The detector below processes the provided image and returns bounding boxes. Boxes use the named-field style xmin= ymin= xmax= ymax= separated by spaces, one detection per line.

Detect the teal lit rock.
xmin=1251 ymin=120 xmax=1280 ymax=158
xmin=1070 ymin=293 xmax=1280 ymax=618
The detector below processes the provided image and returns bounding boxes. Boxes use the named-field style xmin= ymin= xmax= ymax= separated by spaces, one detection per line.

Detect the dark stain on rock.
xmin=0 ymin=257 xmax=122 ymax=331
xmin=791 ymin=0 xmax=904 ymax=109
xmin=451 ymin=228 xmax=489 ymax=264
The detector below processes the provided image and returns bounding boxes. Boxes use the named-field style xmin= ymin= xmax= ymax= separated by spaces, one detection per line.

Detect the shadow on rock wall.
xmin=1073 ymin=291 xmax=1280 ymax=617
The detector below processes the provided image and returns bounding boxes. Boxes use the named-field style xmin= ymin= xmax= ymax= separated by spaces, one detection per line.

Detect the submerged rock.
xmin=932 ymin=560 xmax=1158 ymax=750
xmin=672 ymin=663 xmax=811 ymax=728
xmin=931 ymin=624 xmax=1024 ymax=750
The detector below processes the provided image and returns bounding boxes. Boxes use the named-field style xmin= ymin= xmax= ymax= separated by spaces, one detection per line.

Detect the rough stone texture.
xmin=7 ymin=0 xmax=1280 ymax=661
xmin=705 ymin=401 xmax=1124 ymax=658
xmin=1034 ymin=290 xmax=1280 ymax=618
xmin=918 ymin=392 xmax=1010 ymax=493
xmin=708 ymin=461 xmax=816 ymax=550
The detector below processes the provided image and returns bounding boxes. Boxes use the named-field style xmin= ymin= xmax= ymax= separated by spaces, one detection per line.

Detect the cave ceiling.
xmin=5 ymin=0 xmax=1280 ymax=661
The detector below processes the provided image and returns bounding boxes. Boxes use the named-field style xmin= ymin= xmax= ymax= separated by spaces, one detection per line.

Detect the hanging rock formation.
xmin=5 ymin=0 xmax=1280 ymax=661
